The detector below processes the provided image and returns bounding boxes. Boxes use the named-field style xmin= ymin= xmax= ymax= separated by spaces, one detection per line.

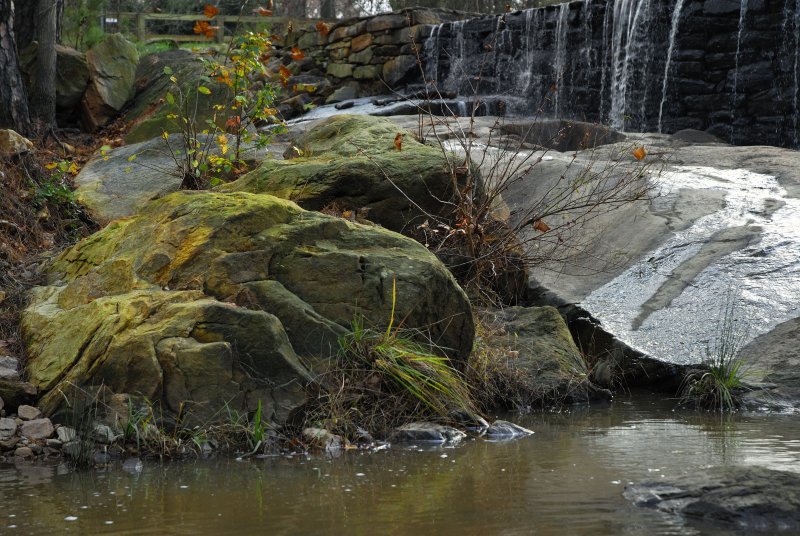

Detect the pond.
xmin=2 ymin=392 xmax=799 ymax=535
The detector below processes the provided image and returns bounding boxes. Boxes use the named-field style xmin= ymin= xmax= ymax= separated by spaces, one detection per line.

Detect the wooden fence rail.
xmin=107 ymin=12 xmax=328 ymax=43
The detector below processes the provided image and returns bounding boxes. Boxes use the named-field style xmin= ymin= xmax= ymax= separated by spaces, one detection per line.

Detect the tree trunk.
xmin=320 ymin=0 xmax=335 ymax=18
xmin=0 ymin=0 xmax=31 ymax=135
xmin=13 ymin=0 xmax=34 ymax=50
xmin=281 ymin=0 xmax=307 ymax=17
xmin=31 ymin=0 xmax=57 ymax=133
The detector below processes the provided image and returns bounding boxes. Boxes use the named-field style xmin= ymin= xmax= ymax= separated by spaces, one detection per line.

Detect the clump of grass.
xmin=679 ymin=292 xmax=751 ymax=412
xmin=301 ymin=278 xmax=477 ymax=441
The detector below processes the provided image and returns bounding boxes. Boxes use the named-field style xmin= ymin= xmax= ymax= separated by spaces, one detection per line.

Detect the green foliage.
xmin=679 ymin=291 xmax=752 ymax=412
xmin=158 ymin=31 xmax=284 ymax=189
xmin=63 ymin=0 xmax=107 ymax=50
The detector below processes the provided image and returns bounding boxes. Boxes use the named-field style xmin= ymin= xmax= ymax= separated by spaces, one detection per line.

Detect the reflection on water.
xmin=2 ymin=393 xmax=800 ymax=535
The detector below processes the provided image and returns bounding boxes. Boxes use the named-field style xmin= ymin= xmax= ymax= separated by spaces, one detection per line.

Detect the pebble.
xmin=16 ymin=405 xmax=42 ymax=421
xmin=56 ymin=426 xmax=76 ymax=443
xmin=46 ymin=438 xmax=63 ymax=448
xmin=13 ymin=446 xmax=33 ymax=458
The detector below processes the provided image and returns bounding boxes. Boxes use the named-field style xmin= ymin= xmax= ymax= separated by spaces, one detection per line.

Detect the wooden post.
xmin=136 ymin=12 xmax=146 ymax=42
xmin=215 ymin=22 xmax=225 ymax=43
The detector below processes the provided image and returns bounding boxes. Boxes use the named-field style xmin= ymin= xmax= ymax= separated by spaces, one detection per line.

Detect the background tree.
xmin=31 ymin=0 xmax=59 ymax=134
xmin=0 ymin=0 xmax=32 ymax=135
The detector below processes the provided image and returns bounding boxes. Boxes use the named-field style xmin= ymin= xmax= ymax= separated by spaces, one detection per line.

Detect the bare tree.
xmin=0 ymin=0 xmax=31 ymax=135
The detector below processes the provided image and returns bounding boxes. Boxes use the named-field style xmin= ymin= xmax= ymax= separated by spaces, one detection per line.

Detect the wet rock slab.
xmin=624 ymin=465 xmax=800 ymax=531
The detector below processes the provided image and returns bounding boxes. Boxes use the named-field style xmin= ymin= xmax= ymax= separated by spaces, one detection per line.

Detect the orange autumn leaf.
xmin=193 ymin=20 xmax=209 ymax=35
xmin=291 ymin=47 xmax=305 ymax=60
xmin=632 ymin=146 xmax=647 ymax=160
xmin=203 ymin=4 xmax=219 ymax=18
xmin=532 ymin=219 xmax=550 ymax=233
xmin=394 ymin=133 xmax=403 ymax=151
xmin=226 ymin=116 xmax=241 ymax=129
xmin=278 ymin=64 xmax=291 ymax=87
xmin=315 ymin=21 xmax=330 ymax=36
xmin=256 ymin=7 xmax=273 ymax=16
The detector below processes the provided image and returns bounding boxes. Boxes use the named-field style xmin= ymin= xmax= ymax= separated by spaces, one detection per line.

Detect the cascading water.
xmin=730 ymin=0 xmax=749 ymax=143
xmin=423 ymin=23 xmax=442 ymax=87
xmin=553 ymin=3 xmax=570 ymax=116
xmin=657 ymin=0 xmax=685 ymax=133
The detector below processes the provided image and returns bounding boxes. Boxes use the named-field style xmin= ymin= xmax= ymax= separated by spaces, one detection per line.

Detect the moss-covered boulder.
xmin=22 ymin=191 xmax=473 ymax=423
xmin=481 ymin=306 xmax=608 ymax=405
xmin=222 ymin=114 xmax=469 ymax=233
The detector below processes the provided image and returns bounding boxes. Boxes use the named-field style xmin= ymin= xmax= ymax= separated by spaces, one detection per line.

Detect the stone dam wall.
xmin=286 ymin=0 xmax=800 ymax=148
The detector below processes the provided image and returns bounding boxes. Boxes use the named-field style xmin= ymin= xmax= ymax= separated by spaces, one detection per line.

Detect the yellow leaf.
xmin=45 ymin=162 xmax=58 ymax=170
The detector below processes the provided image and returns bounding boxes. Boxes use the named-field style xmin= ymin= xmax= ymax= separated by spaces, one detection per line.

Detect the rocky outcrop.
xmin=222 ymin=114 xmax=470 ymax=234
xmin=81 ymin=34 xmax=140 ymax=131
xmin=22 ymin=191 xmax=473 ymax=424
xmin=625 ymin=466 xmax=800 ymax=531
xmin=481 ymin=306 xmax=610 ymax=405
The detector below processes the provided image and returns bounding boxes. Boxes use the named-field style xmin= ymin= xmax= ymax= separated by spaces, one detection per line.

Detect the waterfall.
xmin=730 ymin=0 xmax=749 ymax=143
xmin=553 ymin=3 xmax=570 ymax=116
xmin=608 ymin=0 xmax=648 ymax=130
xmin=423 ymin=23 xmax=442 ymax=88
xmin=444 ymin=20 xmax=467 ymax=94
xmin=657 ymin=0 xmax=685 ymax=133
xmin=794 ymin=0 xmax=800 ymax=146
xmin=599 ymin=3 xmax=613 ymax=121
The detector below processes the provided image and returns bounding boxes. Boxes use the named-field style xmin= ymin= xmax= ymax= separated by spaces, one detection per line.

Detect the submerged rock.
xmin=390 ymin=422 xmax=467 ymax=443
xmin=485 ymin=420 xmax=534 ymax=439
xmin=625 ymin=465 xmax=800 ymax=531
xmin=22 ymin=191 xmax=473 ymax=424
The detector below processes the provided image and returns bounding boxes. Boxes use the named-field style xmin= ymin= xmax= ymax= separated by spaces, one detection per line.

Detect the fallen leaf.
xmin=278 ymin=65 xmax=291 ymax=87
xmin=632 ymin=146 xmax=647 ymax=160
xmin=394 ymin=133 xmax=403 ymax=151
xmin=315 ymin=21 xmax=330 ymax=36
xmin=532 ymin=219 xmax=550 ymax=233
xmin=203 ymin=4 xmax=219 ymax=18
xmin=291 ymin=47 xmax=305 ymax=60
xmin=256 ymin=7 xmax=273 ymax=16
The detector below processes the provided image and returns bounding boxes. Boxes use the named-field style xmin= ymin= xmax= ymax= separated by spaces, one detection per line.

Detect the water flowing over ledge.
xmin=418 ymin=0 xmax=800 ymax=148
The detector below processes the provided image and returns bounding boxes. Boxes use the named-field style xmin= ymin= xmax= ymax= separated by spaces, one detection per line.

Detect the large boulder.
xmin=81 ymin=34 xmax=140 ymax=130
xmin=222 ymin=114 xmax=471 ymax=234
xmin=481 ymin=306 xmax=609 ymax=405
xmin=22 ymin=191 xmax=473 ymax=423
xmin=124 ymin=50 xmax=228 ymax=144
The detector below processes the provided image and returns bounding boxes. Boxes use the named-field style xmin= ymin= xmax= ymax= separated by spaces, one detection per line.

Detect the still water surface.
xmin=2 ymin=393 xmax=800 ymax=535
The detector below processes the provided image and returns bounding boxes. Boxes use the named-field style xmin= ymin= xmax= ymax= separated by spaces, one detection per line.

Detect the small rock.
xmin=449 ymin=409 xmax=490 ymax=431
xmin=0 ymin=394 xmax=4 ymax=412
xmin=0 ymin=356 xmax=18 ymax=369
xmin=46 ymin=438 xmax=63 ymax=448
xmin=94 ymin=424 xmax=118 ymax=444
xmin=325 ymin=85 xmax=358 ymax=104
xmin=30 ymin=443 xmax=43 ymax=455
xmin=303 ymin=427 xmax=342 ymax=452
xmin=485 ymin=420 xmax=535 ymax=439
xmin=56 ymin=425 xmax=76 ymax=443
xmin=390 ymin=422 xmax=467 ymax=444
xmin=0 ymin=436 xmax=19 ymax=450
xmin=20 ymin=418 xmax=55 ymax=440
xmin=13 ymin=446 xmax=33 ymax=458
xmin=17 ymin=405 xmax=42 ymax=420
xmin=0 ymin=129 xmax=33 ymax=157
xmin=122 ymin=457 xmax=143 ymax=473
xmin=0 ymin=417 xmax=17 ymax=440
